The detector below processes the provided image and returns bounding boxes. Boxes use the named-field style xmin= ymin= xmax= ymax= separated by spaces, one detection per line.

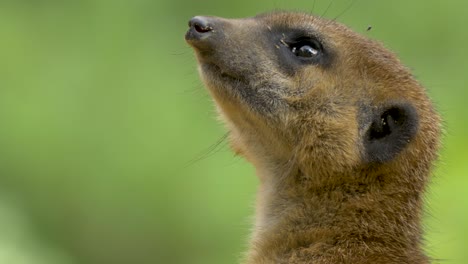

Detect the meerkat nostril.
xmin=185 ymin=16 xmax=217 ymax=45
xmin=189 ymin=16 xmax=213 ymax=34
xmin=194 ymin=23 xmax=212 ymax=33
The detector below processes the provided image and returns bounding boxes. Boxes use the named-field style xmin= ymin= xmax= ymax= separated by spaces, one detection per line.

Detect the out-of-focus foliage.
xmin=0 ymin=0 xmax=466 ymax=263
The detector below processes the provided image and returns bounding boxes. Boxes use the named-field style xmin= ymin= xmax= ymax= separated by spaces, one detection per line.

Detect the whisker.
xmin=180 ymin=84 xmax=208 ymax=98
xmin=184 ymin=132 xmax=229 ymax=167
xmin=170 ymin=46 xmax=192 ymax=56
xmin=333 ymin=0 xmax=358 ymax=21
xmin=321 ymin=0 xmax=335 ymax=18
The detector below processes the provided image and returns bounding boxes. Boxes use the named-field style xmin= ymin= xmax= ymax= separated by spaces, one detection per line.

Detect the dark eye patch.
xmin=267 ymin=27 xmax=333 ymax=74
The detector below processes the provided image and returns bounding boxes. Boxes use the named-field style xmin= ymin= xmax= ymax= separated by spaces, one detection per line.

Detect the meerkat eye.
xmin=290 ymin=39 xmax=322 ymax=58
xmin=291 ymin=45 xmax=318 ymax=57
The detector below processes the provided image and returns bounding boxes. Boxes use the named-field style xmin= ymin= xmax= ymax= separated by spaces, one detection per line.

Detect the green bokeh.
xmin=0 ymin=1 xmax=466 ymax=263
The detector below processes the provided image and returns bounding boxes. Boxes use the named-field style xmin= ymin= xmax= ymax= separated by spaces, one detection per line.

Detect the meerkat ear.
xmin=364 ymin=103 xmax=419 ymax=163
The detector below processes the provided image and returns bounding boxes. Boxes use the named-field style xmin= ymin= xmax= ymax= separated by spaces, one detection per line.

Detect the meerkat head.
xmin=186 ymin=12 xmax=440 ymax=182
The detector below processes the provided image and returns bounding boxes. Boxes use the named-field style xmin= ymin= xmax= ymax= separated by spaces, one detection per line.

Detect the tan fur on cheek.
xmin=297 ymin=109 xmax=361 ymax=175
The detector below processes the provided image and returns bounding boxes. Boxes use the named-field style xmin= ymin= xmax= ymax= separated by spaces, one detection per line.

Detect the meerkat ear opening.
xmin=364 ymin=103 xmax=419 ymax=163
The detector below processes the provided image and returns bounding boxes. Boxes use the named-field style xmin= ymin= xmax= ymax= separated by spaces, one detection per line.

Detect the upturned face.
xmin=185 ymin=12 xmax=439 ymax=176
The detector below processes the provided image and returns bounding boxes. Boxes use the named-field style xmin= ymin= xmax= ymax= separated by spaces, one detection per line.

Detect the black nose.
xmin=186 ymin=16 xmax=215 ymax=43
xmin=189 ymin=16 xmax=213 ymax=34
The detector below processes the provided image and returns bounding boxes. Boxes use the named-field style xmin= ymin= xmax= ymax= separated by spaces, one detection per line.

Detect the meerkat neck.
xmin=246 ymin=165 xmax=429 ymax=263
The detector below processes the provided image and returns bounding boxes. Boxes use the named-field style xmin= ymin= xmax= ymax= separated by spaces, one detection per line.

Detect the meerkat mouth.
xmin=202 ymin=63 xmax=248 ymax=87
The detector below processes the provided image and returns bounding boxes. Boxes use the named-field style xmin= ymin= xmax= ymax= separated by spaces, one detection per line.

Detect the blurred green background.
xmin=0 ymin=0 xmax=466 ymax=263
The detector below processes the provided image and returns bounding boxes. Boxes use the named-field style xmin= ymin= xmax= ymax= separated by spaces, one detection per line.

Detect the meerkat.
xmin=185 ymin=11 xmax=441 ymax=264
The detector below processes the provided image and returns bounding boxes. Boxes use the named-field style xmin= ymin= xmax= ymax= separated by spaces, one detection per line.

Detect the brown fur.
xmin=186 ymin=12 xmax=441 ymax=263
